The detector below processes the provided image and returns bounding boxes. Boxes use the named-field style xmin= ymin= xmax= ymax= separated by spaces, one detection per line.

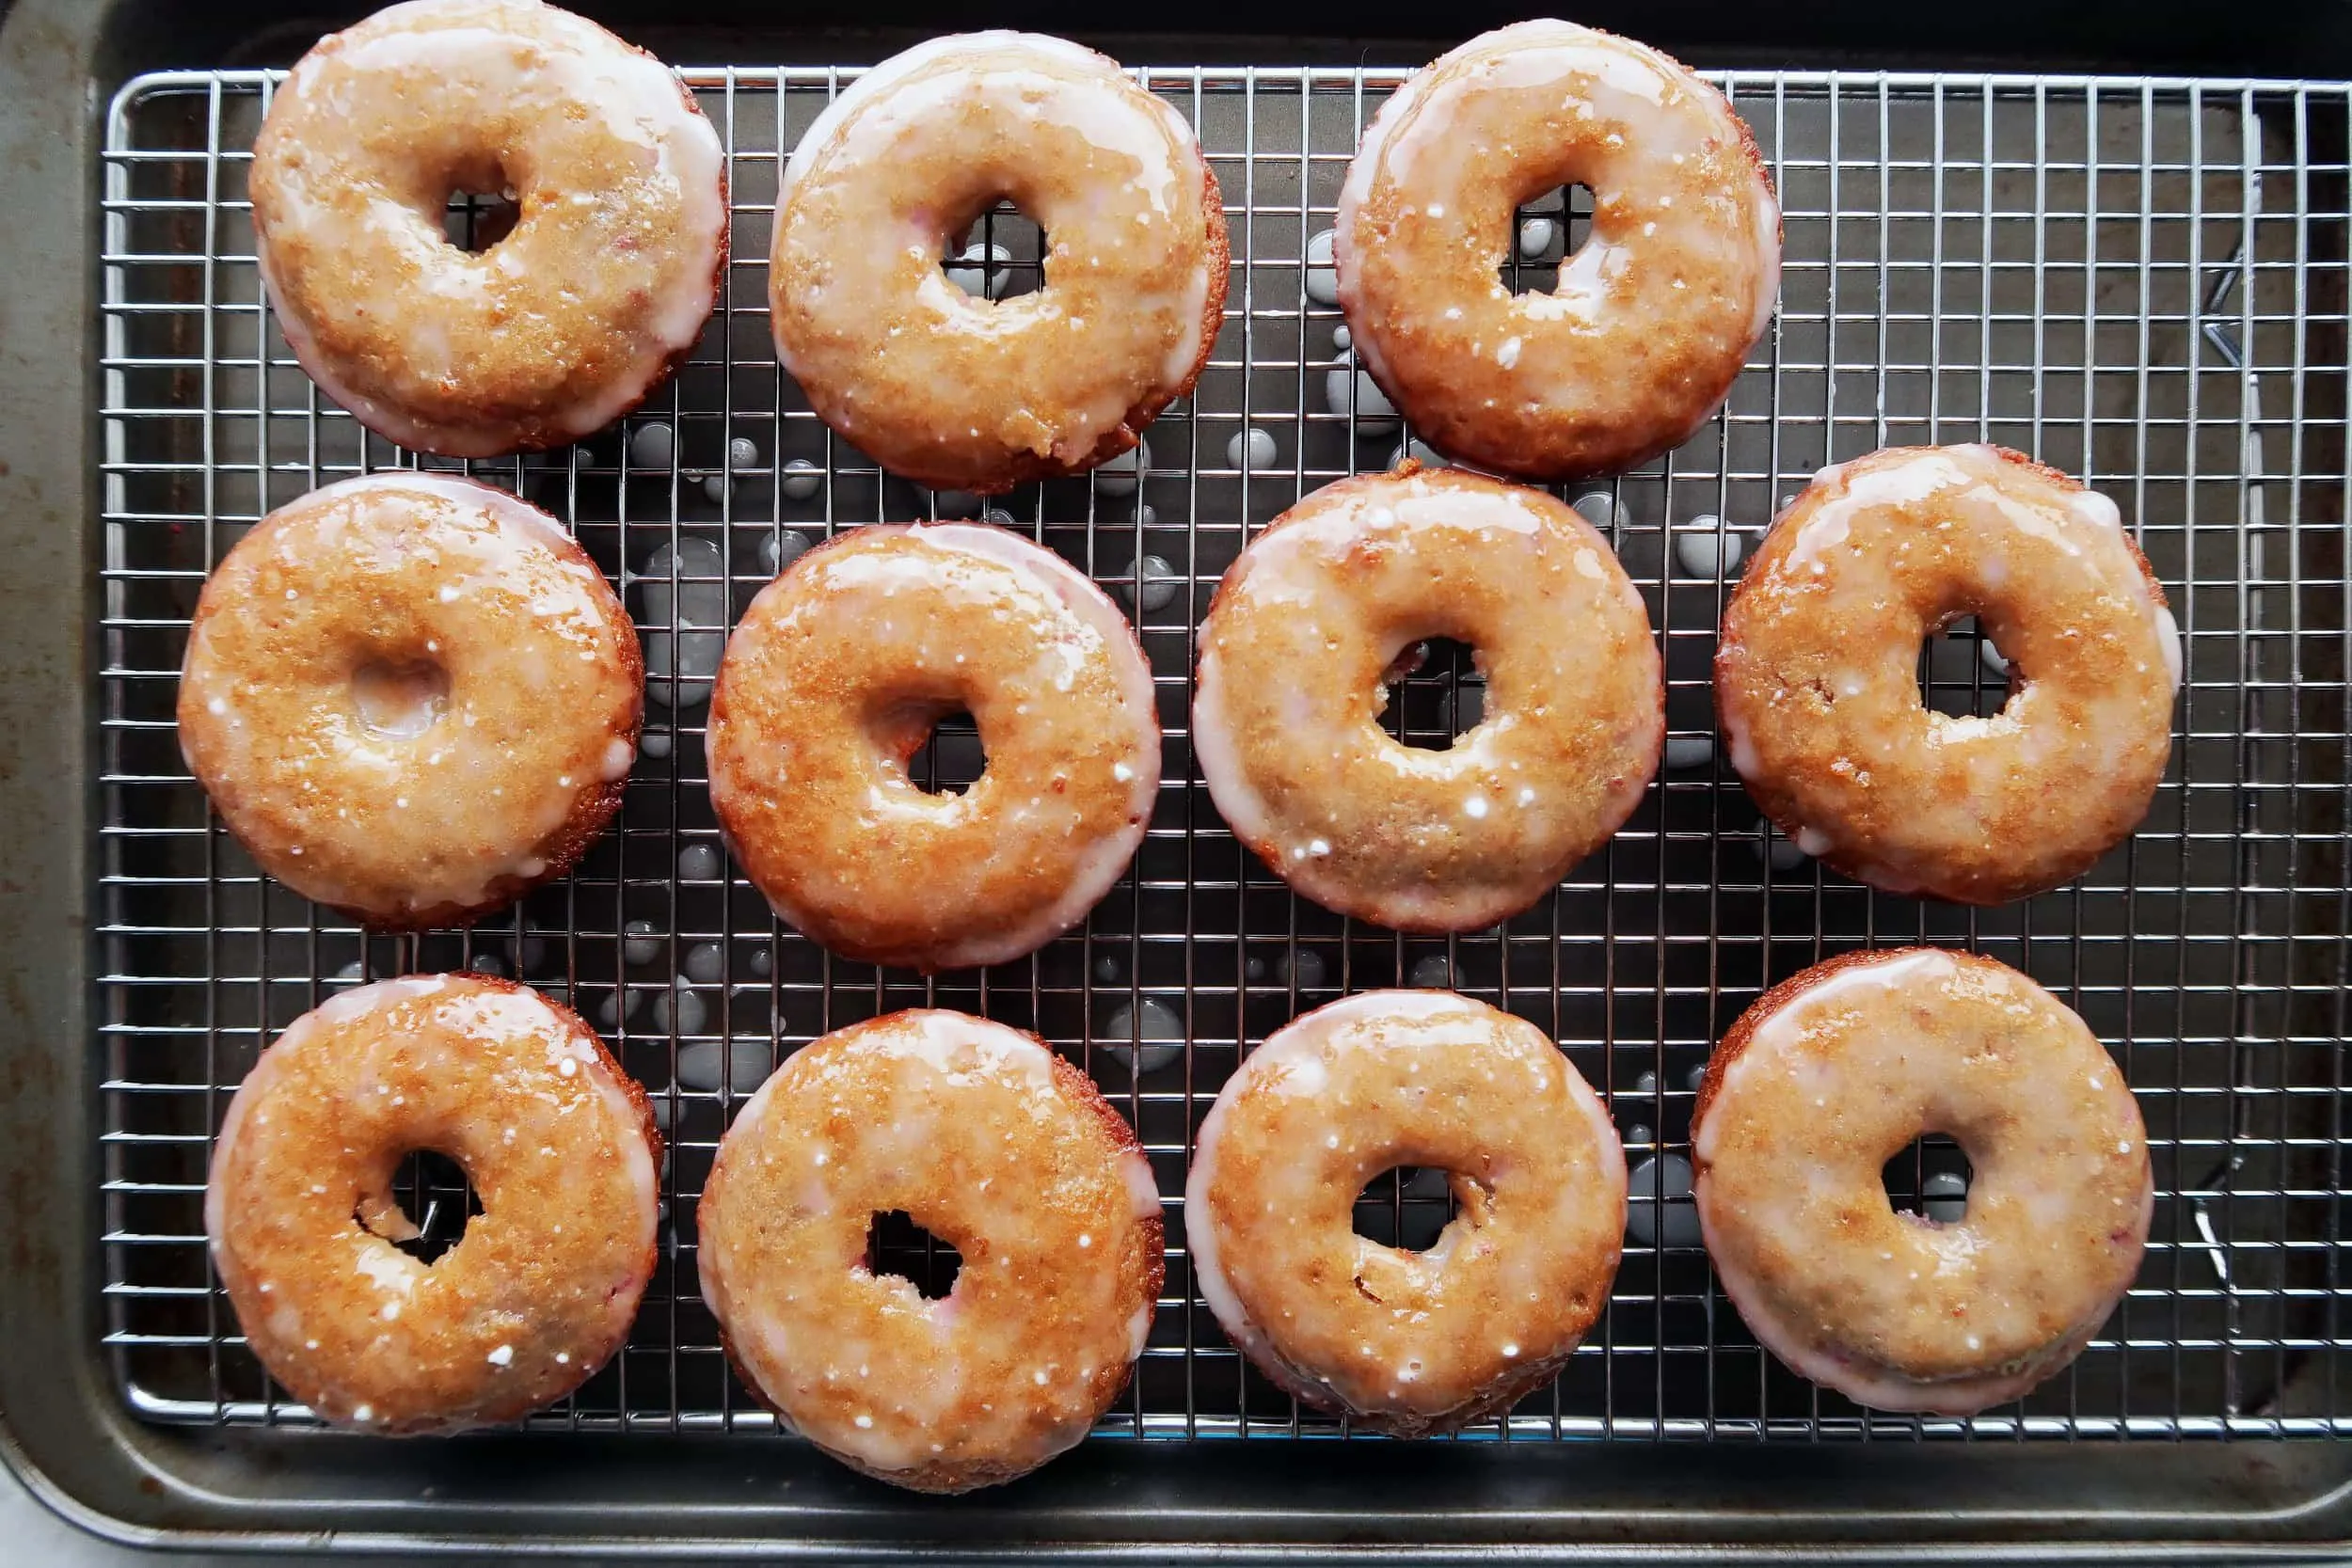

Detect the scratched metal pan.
xmin=6 ymin=0 xmax=2352 ymax=1558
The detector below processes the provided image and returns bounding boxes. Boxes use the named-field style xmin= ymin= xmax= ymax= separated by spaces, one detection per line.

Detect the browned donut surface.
xmin=1715 ymin=444 xmax=2180 ymax=904
xmin=250 ymin=0 xmax=727 ymax=457
xmin=205 ymin=975 xmax=661 ymax=1433
xmin=1193 ymin=467 xmax=1663 ymax=931
xmin=695 ymin=1010 xmax=1162 ymax=1492
xmin=178 ymin=473 xmax=641 ymax=930
xmin=707 ymin=523 xmax=1160 ymax=972
xmin=1336 ymin=20 xmax=1779 ymax=481
xmin=1184 ymin=990 xmax=1626 ymax=1435
xmin=771 ymin=33 xmax=1228 ymax=493
xmin=1692 ymin=948 xmax=2152 ymax=1415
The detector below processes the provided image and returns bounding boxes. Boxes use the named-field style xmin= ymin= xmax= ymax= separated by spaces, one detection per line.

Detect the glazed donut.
xmin=1185 ymin=991 xmax=1625 ymax=1434
xmin=771 ymin=33 xmax=1227 ymax=493
xmin=707 ymin=523 xmax=1159 ymax=971
xmin=251 ymin=0 xmax=727 ymax=457
xmin=1692 ymin=949 xmax=2152 ymax=1414
xmin=178 ymin=472 xmax=641 ymax=930
xmin=1335 ymin=20 xmax=1779 ymax=481
xmin=1715 ymin=445 xmax=2181 ymax=904
xmin=696 ymin=1010 xmax=1162 ymax=1492
xmin=1193 ymin=467 xmax=1662 ymax=931
xmin=206 ymin=975 xmax=660 ymax=1433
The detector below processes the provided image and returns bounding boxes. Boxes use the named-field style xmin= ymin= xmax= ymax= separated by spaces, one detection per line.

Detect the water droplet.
xmin=1230 ymin=426 xmax=1279 ymax=472
xmin=1626 ymin=1153 xmax=1701 ymax=1248
xmin=622 ymin=920 xmax=663 ymax=967
xmin=628 ymin=422 xmax=675 ymax=470
xmin=1099 ymin=995 xmax=1184 ymax=1075
xmin=1324 ymin=356 xmax=1399 ymax=436
xmin=1303 ymin=229 xmax=1340 ymax=306
xmin=779 ymin=458 xmax=822 ymax=500
xmin=1094 ymin=438 xmax=1149 ymax=497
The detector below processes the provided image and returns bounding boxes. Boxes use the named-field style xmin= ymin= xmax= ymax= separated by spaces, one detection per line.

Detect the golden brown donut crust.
xmin=1193 ymin=465 xmax=1663 ymax=931
xmin=177 ymin=473 xmax=642 ymax=931
xmin=250 ymin=0 xmax=729 ymax=457
xmin=1692 ymin=948 xmax=2152 ymax=1414
xmin=771 ymin=32 xmax=1229 ymax=495
xmin=1714 ymin=444 xmax=2180 ymax=905
xmin=695 ymin=1010 xmax=1163 ymax=1493
xmin=707 ymin=522 xmax=1160 ymax=972
xmin=1335 ymin=20 xmax=1780 ymax=481
xmin=1184 ymin=990 xmax=1626 ymax=1435
xmin=205 ymin=974 xmax=662 ymax=1433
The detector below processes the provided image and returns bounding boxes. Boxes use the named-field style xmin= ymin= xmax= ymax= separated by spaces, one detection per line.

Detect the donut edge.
xmin=1193 ymin=466 xmax=1664 ymax=933
xmin=1333 ymin=23 xmax=1783 ymax=483
xmin=1185 ymin=990 xmax=1626 ymax=1437
xmin=207 ymin=973 xmax=664 ymax=1435
xmin=697 ymin=1015 xmax=1162 ymax=1493
xmin=1690 ymin=946 xmax=2151 ymax=1416
xmin=707 ymin=520 xmax=1157 ymax=973
xmin=1715 ymin=445 xmax=2173 ymax=907
xmin=249 ymin=8 xmax=730 ymax=460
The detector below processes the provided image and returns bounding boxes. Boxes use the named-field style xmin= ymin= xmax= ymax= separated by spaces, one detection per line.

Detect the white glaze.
xmin=1334 ymin=20 xmax=1779 ymax=478
xmin=1692 ymin=950 xmax=2153 ymax=1415
xmin=1185 ymin=990 xmax=1625 ymax=1432
xmin=178 ymin=472 xmax=641 ymax=926
xmin=1193 ymin=469 xmax=1661 ymax=931
xmin=697 ymin=1011 xmax=1155 ymax=1490
xmin=708 ymin=523 xmax=1159 ymax=972
xmin=253 ymin=0 xmax=726 ymax=457
xmin=771 ymin=33 xmax=1219 ymax=488
xmin=205 ymin=975 xmax=658 ymax=1433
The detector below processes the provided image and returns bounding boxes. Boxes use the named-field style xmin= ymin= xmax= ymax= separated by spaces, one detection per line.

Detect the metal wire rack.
xmin=98 ymin=62 xmax=2352 ymax=1444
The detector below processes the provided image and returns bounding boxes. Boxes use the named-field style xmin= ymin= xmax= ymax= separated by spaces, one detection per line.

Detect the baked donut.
xmin=771 ymin=33 xmax=1228 ymax=493
xmin=1335 ymin=20 xmax=1779 ymax=481
xmin=695 ymin=1010 xmax=1162 ymax=1492
xmin=251 ymin=0 xmax=727 ymax=457
xmin=1185 ymin=990 xmax=1625 ymax=1434
xmin=707 ymin=523 xmax=1159 ymax=971
xmin=206 ymin=975 xmax=660 ymax=1433
xmin=1715 ymin=445 xmax=2181 ymax=904
xmin=1193 ymin=467 xmax=1662 ymax=931
xmin=178 ymin=472 xmax=641 ymax=930
xmin=1692 ymin=949 xmax=2152 ymax=1414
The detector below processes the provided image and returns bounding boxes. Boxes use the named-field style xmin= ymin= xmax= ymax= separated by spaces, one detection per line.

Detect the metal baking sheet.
xmin=49 ymin=30 xmax=2352 ymax=1556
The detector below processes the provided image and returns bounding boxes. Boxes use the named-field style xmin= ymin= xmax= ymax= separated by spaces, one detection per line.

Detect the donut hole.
xmin=1351 ymin=1165 xmax=1463 ymax=1254
xmin=352 ymin=657 xmax=452 ymax=740
xmin=1379 ymin=637 xmax=1485 ymax=752
xmin=440 ymin=177 xmax=521 ymax=255
xmin=1882 ymin=1134 xmax=1973 ymax=1227
xmin=865 ymin=1209 xmax=962 ymax=1300
xmin=363 ymin=1148 xmax=482 ymax=1265
xmin=1502 ymin=183 xmax=1597 ymax=296
xmin=901 ymin=707 xmax=987 ymax=796
xmin=943 ymin=204 xmax=1046 ymax=303
xmin=1919 ymin=616 xmax=2016 ymax=721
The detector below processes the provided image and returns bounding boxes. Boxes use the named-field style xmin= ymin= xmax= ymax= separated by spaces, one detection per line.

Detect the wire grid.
xmin=97 ymin=62 xmax=2352 ymax=1444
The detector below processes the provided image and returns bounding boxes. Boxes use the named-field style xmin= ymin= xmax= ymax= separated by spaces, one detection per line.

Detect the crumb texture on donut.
xmin=1335 ymin=20 xmax=1780 ymax=480
xmin=771 ymin=32 xmax=1228 ymax=492
xmin=178 ymin=473 xmax=642 ymax=929
xmin=1692 ymin=948 xmax=2153 ymax=1414
xmin=1184 ymin=990 xmax=1626 ymax=1434
xmin=204 ymin=974 xmax=660 ymax=1433
xmin=1715 ymin=444 xmax=2178 ymax=904
xmin=695 ymin=1011 xmax=1162 ymax=1492
xmin=1194 ymin=467 xmax=1662 ymax=931
xmin=707 ymin=523 xmax=1159 ymax=971
xmin=251 ymin=0 xmax=727 ymax=456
